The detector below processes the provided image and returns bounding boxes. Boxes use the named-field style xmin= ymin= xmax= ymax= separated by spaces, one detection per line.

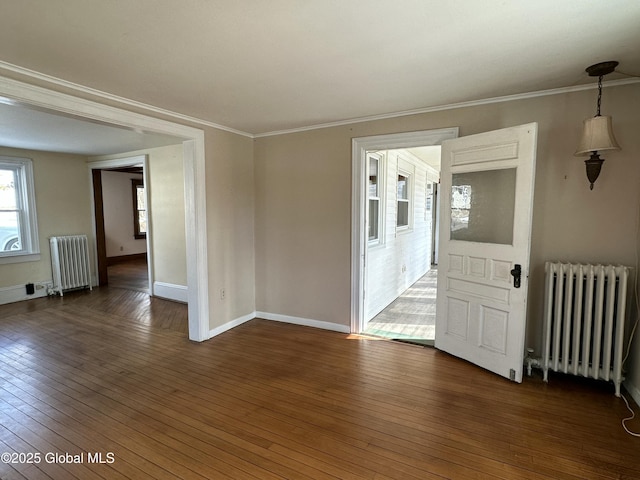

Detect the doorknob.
xmin=510 ymin=264 xmax=522 ymax=288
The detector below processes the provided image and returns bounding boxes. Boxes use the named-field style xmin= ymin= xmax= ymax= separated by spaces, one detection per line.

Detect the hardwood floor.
xmin=0 ymin=290 xmax=639 ymax=479
xmin=107 ymin=256 xmax=149 ymax=293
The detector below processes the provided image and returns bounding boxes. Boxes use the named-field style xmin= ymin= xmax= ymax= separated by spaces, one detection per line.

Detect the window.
xmin=450 ymin=184 xmax=472 ymax=233
xmin=131 ymin=179 xmax=147 ymax=239
xmin=397 ymin=173 xmax=410 ymax=228
xmin=450 ymin=169 xmax=516 ymax=244
xmin=0 ymin=156 xmax=39 ymax=261
xmin=367 ymin=153 xmax=381 ymax=242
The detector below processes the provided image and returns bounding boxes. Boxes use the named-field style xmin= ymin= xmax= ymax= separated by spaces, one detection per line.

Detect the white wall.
xmin=365 ymin=149 xmax=438 ymax=321
xmin=145 ymin=144 xmax=187 ymax=286
xmin=101 ymin=170 xmax=147 ymax=258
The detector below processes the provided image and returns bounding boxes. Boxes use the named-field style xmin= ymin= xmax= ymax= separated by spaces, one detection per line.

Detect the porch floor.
xmin=365 ymin=268 xmax=437 ymax=342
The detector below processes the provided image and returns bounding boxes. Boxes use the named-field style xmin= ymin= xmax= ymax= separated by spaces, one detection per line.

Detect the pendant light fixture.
xmin=574 ymin=61 xmax=621 ymax=190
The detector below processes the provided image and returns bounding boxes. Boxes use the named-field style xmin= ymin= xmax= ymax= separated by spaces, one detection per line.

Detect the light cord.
xmin=596 ymin=75 xmax=603 ymax=116
xmin=618 ymin=141 xmax=640 ymax=437
xmin=621 ymin=393 xmax=640 ymax=437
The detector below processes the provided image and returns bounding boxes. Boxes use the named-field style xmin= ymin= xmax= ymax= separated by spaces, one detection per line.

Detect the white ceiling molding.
xmin=0 ymin=60 xmax=638 ymax=141
xmin=0 ymin=60 xmax=254 ymax=138
xmin=254 ymin=78 xmax=640 ymax=138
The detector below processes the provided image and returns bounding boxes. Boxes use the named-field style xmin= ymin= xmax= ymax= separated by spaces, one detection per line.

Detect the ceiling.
xmin=0 ymin=102 xmax=184 ymax=155
xmin=0 ymin=0 xmax=639 ymax=153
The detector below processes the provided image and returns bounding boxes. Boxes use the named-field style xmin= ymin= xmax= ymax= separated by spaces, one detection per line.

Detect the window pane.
xmin=426 ymin=182 xmax=433 ymax=214
xmin=0 ymin=169 xmax=17 ymax=209
xmin=0 ymin=211 xmax=20 ymax=251
xmin=0 ymin=157 xmax=38 ymax=258
xmin=397 ymin=201 xmax=409 ymax=227
xmin=450 ymin=168 xmax=516 ymax=244
xmin=368 ymin=199 xmax=379 ymax=240
xmin=369 ymin=157 xmax=378 ymax=197
xmin=137 ymin=186 xmax=146 ymax=210
xmin=397 ymin=175 xmax=408 ymax=200
xmin=138 ymin=211 xmax=147 ymax=234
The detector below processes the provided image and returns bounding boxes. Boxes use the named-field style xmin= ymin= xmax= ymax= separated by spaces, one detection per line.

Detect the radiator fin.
xmin=50 ymin=235 xmax=92 ymax=296
xmin=542 ymin=262 xmax=630 ymax=396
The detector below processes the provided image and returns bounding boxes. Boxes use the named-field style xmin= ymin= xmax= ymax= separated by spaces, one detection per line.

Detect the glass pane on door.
xmin=450 ymin=168 xmax=516 ymax=245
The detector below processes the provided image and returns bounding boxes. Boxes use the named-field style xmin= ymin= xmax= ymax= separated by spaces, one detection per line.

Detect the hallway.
xmin=365 ymin=268 xmax=437 ymax=342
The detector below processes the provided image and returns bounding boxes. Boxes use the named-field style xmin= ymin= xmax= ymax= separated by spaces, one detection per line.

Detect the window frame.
xmin=0 ymin=156 xmax=40 ymax=263
xmin=396 ymin=170 xmax=412 ymax=230
xmin=131 ymin=178 xmax=147 ymax=240
xmin=366 ymin=152 xmax=385 ymax=247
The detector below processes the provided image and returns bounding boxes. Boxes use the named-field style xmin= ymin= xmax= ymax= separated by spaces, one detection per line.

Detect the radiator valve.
xmin=525 ymin=348 xmax=541 ymax=376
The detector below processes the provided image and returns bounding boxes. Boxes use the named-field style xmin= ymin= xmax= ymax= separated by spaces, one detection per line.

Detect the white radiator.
xmin=542 ymin=262 xmax=630 ymax=396
xmin=50 ymin=235 xmax=93 ymax=296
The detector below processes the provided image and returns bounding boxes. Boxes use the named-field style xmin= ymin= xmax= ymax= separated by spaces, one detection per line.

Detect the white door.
xmin=435 ymin=123 xmax=537 ymax=382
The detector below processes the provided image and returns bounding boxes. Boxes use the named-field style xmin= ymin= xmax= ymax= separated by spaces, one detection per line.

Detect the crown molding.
xmin=1 ymin=60 xmax=637 ymax=140
xmin=254 ymin=78 xmax=640 ymax=138
xmin=0 ymin=60 xmax=253 ymax=138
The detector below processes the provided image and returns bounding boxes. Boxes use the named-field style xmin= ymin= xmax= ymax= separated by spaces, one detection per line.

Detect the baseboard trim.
xmin=255 ymin=311 xmax=351 ymax=334
xmin=207 ymin=311 xmax=351 ymax=339
xmin=209 ymin=312 xmax=255 ymax=339
xmin=0 ymin=281 xmax=53 ymax=305
xmin=153 ymin=281 xmax=188 ymax=303
xmin=623 ymin=379 xmax=640 ymax=408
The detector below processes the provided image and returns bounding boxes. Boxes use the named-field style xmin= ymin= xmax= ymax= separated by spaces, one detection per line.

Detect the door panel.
xmin=435 ymin=123 xmax=537 ymax=382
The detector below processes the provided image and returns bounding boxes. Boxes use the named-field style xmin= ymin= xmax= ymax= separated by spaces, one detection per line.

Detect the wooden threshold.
xmin=0 ymin=288 xmax=638 ymax=479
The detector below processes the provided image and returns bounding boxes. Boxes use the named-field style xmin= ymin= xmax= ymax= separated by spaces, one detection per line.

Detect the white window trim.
xmin=396 ymin=169 xmax=413 ymax=232
xmin=367 ymin=151 xmax=386 ymax=248
xmin=0 ymin=156 xmax=40 ymax=264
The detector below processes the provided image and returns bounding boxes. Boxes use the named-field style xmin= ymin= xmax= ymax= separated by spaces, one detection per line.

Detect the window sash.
xmin=397 ymin=173 xmax=411 ymax=228
xmin=132 ymin=179 xmax=147 ymax=239
xmin=367 ymin=153 xmax=383 ymax=244
xmin=0 ymin=158 xmax=39 ymax=259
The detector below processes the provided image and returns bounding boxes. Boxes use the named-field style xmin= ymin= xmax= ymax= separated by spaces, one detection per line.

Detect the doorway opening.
xmin=361 ymin=146 xmax=441 ymax=345
xmin=91 ymin=155 xmax=153 ymax=295
xmin=0 ymin=76 xmax=209 ymax=341
xmin=91 ymin=156 xmax=153 ymax=295
xmin=351 ymin=128 xmax=458 ymax=341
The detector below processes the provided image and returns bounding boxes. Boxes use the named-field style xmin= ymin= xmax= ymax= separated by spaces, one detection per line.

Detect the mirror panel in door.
xmin=450 ymin=168 xmax=516 ymax=244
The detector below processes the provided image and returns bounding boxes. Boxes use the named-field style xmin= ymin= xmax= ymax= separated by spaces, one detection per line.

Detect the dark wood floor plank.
xmin=0 ymin=354 xmax=241 ymax=480
xmin=0 ymin=431 xmax=54 ymax=480
xmin=1 ymin=288 xmax=639 ymax=480
xmin=0 ymin=376 xmax=160 ymax=480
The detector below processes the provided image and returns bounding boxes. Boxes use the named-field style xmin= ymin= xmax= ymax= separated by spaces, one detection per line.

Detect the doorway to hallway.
xmin=351 ymin=128 xmax=458 ymax=339
xmin=364 ymin=268 xmax=437 ymax=345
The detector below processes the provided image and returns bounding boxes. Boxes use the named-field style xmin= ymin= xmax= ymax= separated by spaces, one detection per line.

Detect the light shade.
xmin=574 ymin=115 xmax=620 ymax=156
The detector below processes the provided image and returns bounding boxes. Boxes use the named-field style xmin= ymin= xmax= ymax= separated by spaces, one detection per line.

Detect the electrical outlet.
xmin=220 ymin=288 xmax=226 ymax=300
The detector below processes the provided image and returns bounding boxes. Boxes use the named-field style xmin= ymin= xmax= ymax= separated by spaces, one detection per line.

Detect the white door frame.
xmin=88 ymin=155 xmax=154 ymax=296
xmin=350 ymin=127 xmax=458 ymax=334
xmin=0 ymin=76 xmax=210 ymax=342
